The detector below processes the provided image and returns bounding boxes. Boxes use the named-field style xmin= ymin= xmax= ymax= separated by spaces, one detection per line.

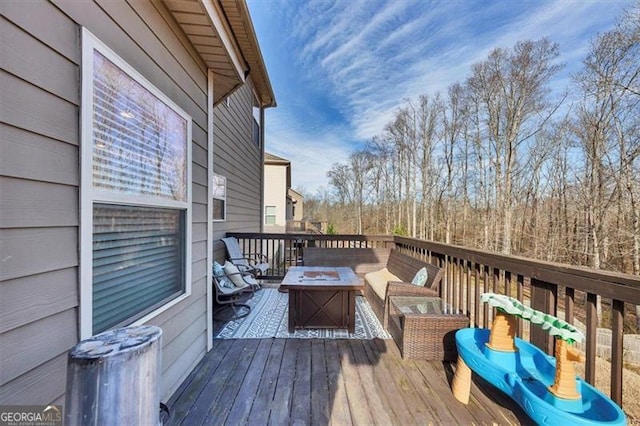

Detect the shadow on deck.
xmin=166 ymin=337 xmax=532 ymax=425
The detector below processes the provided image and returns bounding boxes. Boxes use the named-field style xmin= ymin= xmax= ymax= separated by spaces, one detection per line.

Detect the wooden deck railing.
xmin=227 ymin=232 xmax=640 ymax=407
xmin=285 ymin=220 xmax=327 ymax=234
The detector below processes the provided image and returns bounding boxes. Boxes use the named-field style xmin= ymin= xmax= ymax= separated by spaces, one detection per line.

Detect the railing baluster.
xmin=611 ymin=299 xmax=624 ymax=405
xmin=530 ymin=278 xmax=557 ymax=355
xmin=516 ymin=274 xmax=524 ymax=338
xmin=454 ymin=258 xmax=460 ymax=312
xmin=483 ymin=265 xmax=490 ymax=328
xmin=466 ymin=260 xmax=472 ymax=319
xmin=448 ymin=256 xmax=454 ymax=308
xmin=474 ymin=263 xmax=481 ymax=328
xmin=458 ymin=258 xmax=463 ymax=312
xmin=585 ymin=292 xmax=597 ymax=385
xmin=565 ymin=287 xmax=574 ymax=323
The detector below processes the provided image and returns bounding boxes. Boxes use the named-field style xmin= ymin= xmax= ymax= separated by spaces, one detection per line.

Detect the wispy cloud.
xmin=248 ymin=0 xmax=628 ymax=192
xmin=265 ymin=108 xmax=354 ymax=194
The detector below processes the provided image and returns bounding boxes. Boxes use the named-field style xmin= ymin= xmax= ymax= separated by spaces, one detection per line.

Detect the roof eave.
xmin=162 ymin=0 xmax=276 ymax=108
xmin=219 ymin=0 xmax=276 ymax=108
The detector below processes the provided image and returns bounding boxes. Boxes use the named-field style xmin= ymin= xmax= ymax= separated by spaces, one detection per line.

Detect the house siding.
xmin=212 ymin=81 xmax=263 ymax=261
xmin=0 ymin=0 xmax=230 ymax=404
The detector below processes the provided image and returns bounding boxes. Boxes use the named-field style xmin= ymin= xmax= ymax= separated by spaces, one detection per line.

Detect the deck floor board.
xmin=310 ymin=340 xmax=331 ymax=426
xmin=325 ymin=340 xmax=351 ymax=425
xmin=248 ymin=339 xmax=286 ymax=424
xmin=225 ymin=339 xmax=273 ymax=424
xmin=168 ymin=338 xmax=233 ymax=424
xmin=267 ymin=339 xmax=298 ymax=425
xmin=167 ymin=338 xmax=529 ymax=425
xmin=291 ymin=340 xmax=312 ymax=425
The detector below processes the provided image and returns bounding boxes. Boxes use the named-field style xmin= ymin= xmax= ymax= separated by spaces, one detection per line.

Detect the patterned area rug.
xmin=216 ymin=288 xmax=391 ymax=339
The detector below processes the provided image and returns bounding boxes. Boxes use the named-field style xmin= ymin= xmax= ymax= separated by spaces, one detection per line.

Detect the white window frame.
xmin=80 ymin=28 xmax=192 ymax=339
xmin=212 ymin=173 xmax=227 ymax=222
xmin=265 ymin=205 xmax=277 ymax=225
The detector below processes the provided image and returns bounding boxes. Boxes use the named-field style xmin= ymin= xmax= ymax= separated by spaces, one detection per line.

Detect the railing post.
xmin=530 ymin=278 xmax=557 ymax=355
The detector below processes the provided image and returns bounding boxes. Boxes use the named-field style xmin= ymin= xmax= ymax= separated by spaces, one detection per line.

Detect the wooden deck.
xmin=167 ymin=337 xmax=531 ymax=425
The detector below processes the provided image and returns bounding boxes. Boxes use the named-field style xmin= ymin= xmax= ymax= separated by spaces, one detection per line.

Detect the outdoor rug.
xmin=216 ymin=288 xmax=391 ymax=339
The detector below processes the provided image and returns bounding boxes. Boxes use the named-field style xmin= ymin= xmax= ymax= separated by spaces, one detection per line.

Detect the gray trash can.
xmin=65 ymin=325 xmax=162 ymax=425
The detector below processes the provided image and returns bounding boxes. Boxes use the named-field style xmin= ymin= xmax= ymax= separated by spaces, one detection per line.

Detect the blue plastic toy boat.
xmin=455 ymin=328 xmax=627 ymax=425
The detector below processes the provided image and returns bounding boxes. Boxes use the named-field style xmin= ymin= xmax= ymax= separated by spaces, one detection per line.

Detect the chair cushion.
xmin=214 ymin=261 xmax=235 ymax=289
xmin=243 ymin=274 xmax=259 ymax=286
xmin=224 ymin=261 xmax=247 ymax=288
xmin=218 ymin=283 xmax=243 ymax=294
xmin=411 ymin=267 xmax=428 ymax=287
xmin=364 ymin=268 xmax=400 ymax=300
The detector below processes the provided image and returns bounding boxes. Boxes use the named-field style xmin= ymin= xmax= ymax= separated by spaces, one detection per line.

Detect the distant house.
xmin=1 ymin=0 xmax=275 ymax=406
xmin=287 ymin=187 xmax=304 ymax=223
xmin=264 ymin=152 xmax=294 ymax=233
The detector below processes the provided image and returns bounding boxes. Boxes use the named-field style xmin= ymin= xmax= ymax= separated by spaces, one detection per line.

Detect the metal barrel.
xmin=65 ymin=325 xmax=162 ymax=426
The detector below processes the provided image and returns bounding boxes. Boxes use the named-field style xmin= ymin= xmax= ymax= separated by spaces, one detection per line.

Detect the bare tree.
xmin=327 ymin=150 xmax=373 ymax=234
xmin=467 ymin=39 xmax=563 ymax=254
xmin=367 ymin=136 xmax=395 ymax=234
xmin=571 ymin=3 xmax=639 ymax=324
xmin=442 ymin=84 xmax=466 ymax=244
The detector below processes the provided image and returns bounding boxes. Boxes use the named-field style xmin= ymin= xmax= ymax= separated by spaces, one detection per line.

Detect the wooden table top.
xmin=280 ymin=266 xmax=362 ymax=290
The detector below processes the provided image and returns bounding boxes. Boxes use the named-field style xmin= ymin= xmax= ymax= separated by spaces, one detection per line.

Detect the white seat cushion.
xmin=364 ymin=268 xmax=400 ymax=300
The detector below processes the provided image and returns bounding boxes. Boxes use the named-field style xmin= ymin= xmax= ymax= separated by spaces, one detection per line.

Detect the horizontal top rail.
xmin=229 ymin=232 xmax=394 ymax=242
xmin=395 ymin=236 xmax=640 ymax=305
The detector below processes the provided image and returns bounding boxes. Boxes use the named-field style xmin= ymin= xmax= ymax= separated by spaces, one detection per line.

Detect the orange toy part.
xmin=548 ymin=338 xmax=585 ymax=400
xmin=486 ymin=311 xmax=518 ymax=352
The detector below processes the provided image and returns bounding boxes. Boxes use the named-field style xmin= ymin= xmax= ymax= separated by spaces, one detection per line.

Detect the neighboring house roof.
xmin=264 ymin=152 xmax=291 ymax=165
xmin=288 ymin=188 xmax=304 ymax=199
xmin=162 ymin=0 xmax=276 ymax=108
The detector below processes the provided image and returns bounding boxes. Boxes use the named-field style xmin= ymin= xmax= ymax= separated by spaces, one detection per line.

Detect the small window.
xmin=252 ymin=106 xmax=261 ymax=147
xmin=265 ymin=206 xmax=276 ymax=225
xmin=212 ymin=174 xmax=226 ymax=221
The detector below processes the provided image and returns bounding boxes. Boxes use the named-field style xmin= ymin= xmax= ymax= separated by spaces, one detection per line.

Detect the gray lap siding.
xmin=0 ymin=0 xmax=249 ymax=405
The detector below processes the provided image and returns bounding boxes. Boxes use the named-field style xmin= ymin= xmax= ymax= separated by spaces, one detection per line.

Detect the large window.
xmin=81 ymin=29 xmax=192 ymax=337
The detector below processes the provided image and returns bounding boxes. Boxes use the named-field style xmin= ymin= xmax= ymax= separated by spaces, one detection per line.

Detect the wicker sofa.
xmin=303 ymin=247 xmax=443 ymax=328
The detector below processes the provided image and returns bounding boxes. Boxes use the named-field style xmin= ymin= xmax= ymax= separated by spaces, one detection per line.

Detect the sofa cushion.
xmin=364 ymin=267 xmax=401 ymax=300
xmin=411 ymin=267 xmax=428 ymax=287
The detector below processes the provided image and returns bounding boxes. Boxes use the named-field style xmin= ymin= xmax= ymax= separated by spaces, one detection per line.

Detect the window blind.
xmin=92 ymin=51 xmax=187 ymax=201
xmin=92 ymin=204 xmax=184 ymax=333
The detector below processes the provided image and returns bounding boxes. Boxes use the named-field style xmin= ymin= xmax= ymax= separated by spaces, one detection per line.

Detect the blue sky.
xmin=247 ymin=0 xmax=631 ymax=194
